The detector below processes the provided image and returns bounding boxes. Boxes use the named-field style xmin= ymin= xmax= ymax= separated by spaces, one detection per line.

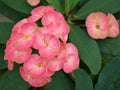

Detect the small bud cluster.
xmin=86 ymin=12 xmax=119 ymax=39
xmin=4 ymin=6 xmax=80 ymax=87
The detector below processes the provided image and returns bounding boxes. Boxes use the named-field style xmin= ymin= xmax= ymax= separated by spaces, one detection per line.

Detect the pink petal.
xmin=47 ymin=44 xmax=66 ymax=71
xmin=30 ymin=6 xmax=54 ymax=22
xmin=22 ymin=54 xmax=54 ymax=78
xmin=29 ymin=76 xmax=51 ymax=87
xmin=27 ymin=0 xmax=40 ymax=6
xmin=4 ymin=40 xmax=32 ymax=64
xmin=107 ymin=13 xmax=119 ymax=38
xmin=66 ymin=43 xmax=78 ymax=56
xmin=8 ymin=61 xmax=14 ymax=71
xmin=63 ymin=54 xmax=80 ymax=73
xmin=17 ymin=22 xmax=38 ymax=35
xmin=20 ymin=67 xmax=51 ymax=87
xmin=12 ymin=19 xmax=28 ymax=33
xmin=41 ymin=10 xmax=63 ymax=26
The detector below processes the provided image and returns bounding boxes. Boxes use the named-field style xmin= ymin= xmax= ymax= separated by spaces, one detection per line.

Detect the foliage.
xmin=0 ymin=0 xmax=120 ymax=90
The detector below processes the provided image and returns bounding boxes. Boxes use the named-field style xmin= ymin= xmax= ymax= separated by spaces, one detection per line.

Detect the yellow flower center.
xmin=44 ymin=40 xmax=49 ymax=46
xmin=37 ymin=64 xmax=42 ymax=68
xmin=24 ymin=35 xmax=30 ymax=40
xmin=96 ymin=24 xmax=100 ymax=29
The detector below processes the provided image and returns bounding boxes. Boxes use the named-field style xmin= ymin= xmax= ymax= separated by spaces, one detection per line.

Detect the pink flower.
xmin=41 ymin=10 xmax=63 ymax=27
xmin=86 ymin=12 xmax=109 ymax=39
xmin=10 ymin=22 xmax=38 ymax=50
xmin=28 ymin=6 xmax=54 ymax=23
xmin=63 ymin=43 xmax=80 ymax=73
xmin=26 ymin=0 xmax=40 ymax=6
xmin=23 ymin=54 xmax=54 ymax=78
xmin=20 ymin=67 xmax=51 ymax=87
xmin=46 ymin=44 xmax=66 ymax=71
xmin=41 ymin=10 xmax=70 ymax=42
xmin=4 ymin=40 xmax=32 ymax=70
xmin=10 ymin=33 xmax=33 ymax=50
xmin=33 ymin=33 xmax=61 ymax=59
xmin=107 ymin=13 xmax=119 ymax=38
xmin=16 ymin=22 xmax=38 ymax=35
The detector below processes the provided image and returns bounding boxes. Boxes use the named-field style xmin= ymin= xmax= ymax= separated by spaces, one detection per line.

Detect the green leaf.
xmin=74 ymin=68 xmax=93 ymax=90
xmin=0 ymin=22 xmax=14 ymax=44
xmin=97 ymin=35 xmax=120 ymax=56
xmin=118 ymin=18 xmax=120 ymax=27
xmin=1 ymin=0 xmax=33 ymax=15
xmin=46 ymin=0 xmax=63 ymax=13
xmin=78 ymin=0 xmax=89 ymax=6
xmin=0 ymin=44 xmax=7 ymax=70
xmin=39 ymin=0 xmax=48 ymax=6
xmin=95 ymin=56 xmax=120 ymax=90
xmin=37 ymin=87 xmax=46 ymax=90
xmin=0 ymin=65 xmax=30 ymax=90
xmin=0 ymin=69 xmax=7 ymax=77
xmin=114 ymin=11 xmax=120 ymax=19
xmin=43 ymin=71 xmax=75 ymax=90
xmin=69 ymin=24 xmax=101 ymax=74
xmin=75 ymin=0 xmax=120 ymax=19
xmin=0 ymin=1 xmax=28 ymax=22
xmin=64 ymin=0 xmax=79 ymax=15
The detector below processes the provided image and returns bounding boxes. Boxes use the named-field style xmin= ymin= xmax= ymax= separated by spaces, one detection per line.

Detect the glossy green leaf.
xmin=43 ymin=71 xmax=74 ymax=90
xmin=0 ymin=44 xmax=7 ymax=70
xmin=0 ymin=22 xmax=14 ymax=44
xmin=65 ymin=0 xmax=79 ymax=15
xmin=97 ymin=35 xmax=120 ymax=56
xmin=39 ymin=0 xmax=48 ymax=6
xmin=118 ymin=18 xmax=120 ymax=27
xmin=75 ymin=0 xmax=120 ymax=19
xmin=0 ymin=69 xmax=6 ymax=77
xmin=0 ymin=65 xmax=30 ymax=90
xmin=1 ymin=0 xmax=33 ymax=15
xmin=69 ymin=24 xmax=101 ymax=74
xmin=114 ymin=11 xmax=120 ymax=19
xmin=37 ymin=87 xmax=46 ymax=90
xmin=78 ymin=0 xmax=89 ymax=6
xmin=74 ymin=68 xmax=93 ymax=90
xmin=95 ymin=56 xmax=120 ymax=90
xmin=46 ymin=0 xmax=63 ymax=13
xmin=0 ymin=1 xmax=28 ymax=22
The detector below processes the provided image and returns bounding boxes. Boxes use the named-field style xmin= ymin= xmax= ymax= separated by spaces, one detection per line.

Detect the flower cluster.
xmin=4 ymin=6 xmax=80 ymax=87
xmin=86 ymin=12 xmax=119 ymax=39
